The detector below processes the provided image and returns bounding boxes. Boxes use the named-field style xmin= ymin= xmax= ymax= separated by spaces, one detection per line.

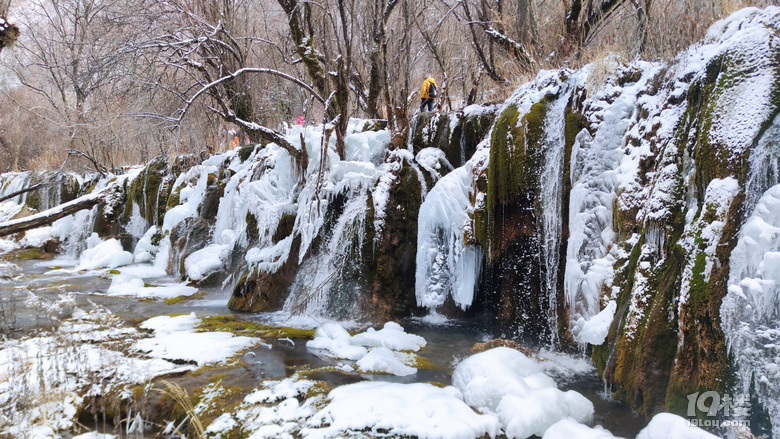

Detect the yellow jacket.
xmin=421 ymin=77 xmax=437 ymax=99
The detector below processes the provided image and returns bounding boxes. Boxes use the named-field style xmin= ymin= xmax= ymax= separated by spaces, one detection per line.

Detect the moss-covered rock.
xmin=597 ymin=44 xmax=780 ymax=419
xmin=410 ymin=107 xmax=497 ymax=168
xmin=358 ymin=155 xmax=427 ymax=321
xmin=122 ymin=157 xmax=171 ymax=228
xmin=198 ymin=314 xmax=315 ymax=338
xmin=228 ymin=248 xmax=299 ymax=313
xmin=449 ymin=106 xmax=497 ymax=167
xmin=361 ymin=120 xmax=388 ymax=132
xmin=411 ymin=112 xmax=451 ymax=154
xmin=472 ymin=97 xmax=552 ymax=338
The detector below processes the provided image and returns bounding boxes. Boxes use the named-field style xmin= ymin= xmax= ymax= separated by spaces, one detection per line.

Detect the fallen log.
xmin=0 ymin=187 xmax=110 ymax=237
xmin=0 ymin=182 xmax=48 ymax=204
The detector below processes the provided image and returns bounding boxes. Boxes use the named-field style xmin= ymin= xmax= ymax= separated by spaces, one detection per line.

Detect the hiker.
xmin=420 ymin=75 xmax=438 ymax=112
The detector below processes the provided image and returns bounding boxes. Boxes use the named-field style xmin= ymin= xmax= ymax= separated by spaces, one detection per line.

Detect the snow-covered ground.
xmin=0 ymin=305 xmax=262 ymax=437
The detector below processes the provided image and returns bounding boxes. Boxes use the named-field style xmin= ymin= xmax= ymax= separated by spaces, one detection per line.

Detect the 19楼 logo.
xmin=687 ymin=391 xmax=751 ymax=428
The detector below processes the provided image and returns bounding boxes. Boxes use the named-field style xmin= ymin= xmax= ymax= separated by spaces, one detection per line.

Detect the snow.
xmin=134 ymin=313 xmax=261 ymax=366
xmin=306 ymin=322 xmax=425 ymax=375
xmin=305 ymin=322 xmax=367 ymax=360
xmin=75 ymin=235 xmax=134 ymax=270
xmin=0 ymin=199 xmax=25 ymax=221
xmin=416 ymin=147 xmax=453 ymax=176
xmin=355 ymin=347 xmax=416 ymax=376
xmin=574 ymin=300 xmax=617 ymax=345
xmin=0 ymin=306 xmax=187 ymax=438
xmin=184 ymin=243 xmax=229 ymax=281
xmin=209 ymin=377 xmax=322 ymax=439
xmin=565 ymin=64 xmax=655 ymax=329
xmin=344 ymin=129 xmax=390 ymax=165
xmin=350 ymin=321 xmax=427 ymax=351
xmin=303 ymin=382 xmax=500 ymax=439
xmin=452 ymin=347 xmax=593 ymax=438
xmin=542 ymin=418 xmax=622 ymax=439
xmin=635 ymin=413 xmax=718 ymax=439
xmin=106 ymin=274 xmax=198 ymax=299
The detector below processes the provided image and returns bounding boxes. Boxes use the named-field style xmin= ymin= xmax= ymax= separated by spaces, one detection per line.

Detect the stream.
xmin=1 ymin=258 xmax=646 ymax=438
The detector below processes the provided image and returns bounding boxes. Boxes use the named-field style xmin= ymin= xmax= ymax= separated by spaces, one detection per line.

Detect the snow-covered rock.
xmin=452 ymin=347 xmax=594 ymax=438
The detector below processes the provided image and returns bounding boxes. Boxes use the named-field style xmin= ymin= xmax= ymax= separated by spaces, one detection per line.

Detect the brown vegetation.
xmin=0 ymin=0 xmax=773 ymax=172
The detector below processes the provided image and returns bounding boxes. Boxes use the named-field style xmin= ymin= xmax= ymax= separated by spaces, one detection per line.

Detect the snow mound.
xmin=574 ymin=300 xmax=617 ymax=345
xmin=306 ymin=321 xmax=427 ymax=364
xmin=244 ymin=378 xmax=320 ymax=404
xmin=542 ymin=418 xmax=622 ymax=439
xmin=452 ymin=347 xmax=594 ymax=438
xmin=106 ymin=274 xmax=198 ymax=299
xmin=76 ymin=235 xmax=133 ymax=270
xmin=356 ymin=347 xmax=416 ymax=376
xmin=636 ymin=413 xmax=718 ymax=439
xmin=184 ymin=243 xmax=229 ymax=281
xmin=305 ymin=322 xmax=367 ymax=360
xmin=350 ymin=321 xmax=427 ymax=351
xmin=134 ymin=313 xmax=260 ymax=366
xmin=303 ymin=381 xmax=500 ymax=439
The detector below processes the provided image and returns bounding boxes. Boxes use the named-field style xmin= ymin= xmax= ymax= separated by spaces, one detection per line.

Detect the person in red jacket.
xmin=420 ymin=75 xmax=438 ymax=112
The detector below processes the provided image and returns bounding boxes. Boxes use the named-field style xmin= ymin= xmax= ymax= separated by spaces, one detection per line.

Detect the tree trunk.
xmin=0 ymin=190 xmax=109 ymax=237
xmin=0 ymin=0 xmax=18 ymax=56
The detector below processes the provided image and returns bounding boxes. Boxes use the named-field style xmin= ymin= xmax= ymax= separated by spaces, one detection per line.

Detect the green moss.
xmin=164 ymin=296 xmax=184 ymax=305
xmin=166 ymin=182 xmax=186 ymax=211
xmin=6 ymin=247 xmax=44 ymax=260
xmin=362 ymin=120 xmax=388 ymax=132
xmin=24 ymin=188 xmax=42 ymax=211
xmin=238 ymin=144 xmax=256 ymax=162
xmin=565 ymin=108 xmax=589 ymax=151
xmin=272 ymin=213 xmax=297 ymax=243
xmin=198 ymin=314 xmax=315 ymax=339
xmin=479 ymin=96 xmax=553 ymax=260
xmin=407 ymin=354 xmax=435 ymax=370
xmin=302 ymin=380 xmax=331 ymax=399
xmin=246 ymin=212 xmax=259 ymax=240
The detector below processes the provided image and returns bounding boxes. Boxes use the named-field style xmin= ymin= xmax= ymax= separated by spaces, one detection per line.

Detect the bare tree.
xmin=9 ymin=0 xmax=157 ymax=174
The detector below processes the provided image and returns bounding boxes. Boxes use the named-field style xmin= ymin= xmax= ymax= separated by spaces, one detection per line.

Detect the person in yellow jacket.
xmin=420 ymin=74 xmax=438 ymax=112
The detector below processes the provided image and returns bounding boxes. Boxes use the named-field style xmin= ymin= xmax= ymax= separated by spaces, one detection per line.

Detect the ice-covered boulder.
xmin=452 ymin=347 xmax=594 ymax=438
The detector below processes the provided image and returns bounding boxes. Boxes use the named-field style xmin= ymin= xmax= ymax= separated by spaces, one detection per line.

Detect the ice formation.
xmin=722 ymin=183 xmax=780 ymax=432
xmin=415 ymin=165 xmax=483 ymax=309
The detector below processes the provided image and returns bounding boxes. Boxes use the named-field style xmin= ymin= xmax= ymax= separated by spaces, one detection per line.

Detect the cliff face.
xmin=416 ymin=6 xmax=780 ymax=429
xmin=3 ymin=7 xmax=780 ymax=433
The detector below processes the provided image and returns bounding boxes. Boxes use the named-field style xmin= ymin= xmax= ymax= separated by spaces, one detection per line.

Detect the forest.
xmin=0 ymin=0 xmax=767 ymax=172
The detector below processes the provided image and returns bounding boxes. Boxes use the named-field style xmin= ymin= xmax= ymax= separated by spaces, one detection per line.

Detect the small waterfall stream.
xmin=536 ymin=87 xmax=572 ymax=342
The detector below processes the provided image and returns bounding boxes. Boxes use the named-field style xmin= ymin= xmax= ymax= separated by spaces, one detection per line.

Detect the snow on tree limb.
xmin=0 ymin=185 xmax=119 ymax=237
